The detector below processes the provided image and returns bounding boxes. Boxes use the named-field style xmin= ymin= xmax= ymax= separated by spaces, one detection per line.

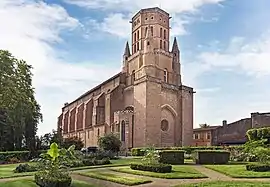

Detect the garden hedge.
xmin=194 ymin=150 xmax=230 ymax=164
xmin=159 ymin=150 xmax=184 ymax=164
xmin=130 ymin=163 xmax=172 ymax=173
xmin=131 ymin=146 xmax=228 ymax=156
xmin=246 ymin=163 xmax=270 ymax=172
xmin=0 ymin=150 xmax=46 ymax=163
xmin=247 ymin=127 xmax=270 ymax=141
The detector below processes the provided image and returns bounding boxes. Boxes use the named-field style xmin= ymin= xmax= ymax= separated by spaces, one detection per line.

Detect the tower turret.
xmin=122 ymin=41 xmax=131 ymax=72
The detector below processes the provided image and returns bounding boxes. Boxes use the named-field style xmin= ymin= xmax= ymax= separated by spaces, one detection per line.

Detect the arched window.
xmin=137 ymin=30 xmax=139 ymax=40
xmin=134 ymin=43 xmax=136 ymax=53
xmin=134 ymin=33 xmax=136 ymax=42
xmin=161 ymin=119 xmax=169 ymax=131
xmin=150 ymin=26 xmax=153 ymax=36
xmin=164 ymin=30 xmax=166 ymax=39
xmin=121 ymin=120 xmax=125 ymax=141
xmin=137 ymin=42 xmax=139 ymax=50
xmin=160 ymin=28 xmax=162 ymax=38
xmin=145 ymin=27 xmax=148 ymax=37
xmin=164 ymin=69 xmax=168 ymax=83
xmin=160 ymin=40 xmax=162 ymax=49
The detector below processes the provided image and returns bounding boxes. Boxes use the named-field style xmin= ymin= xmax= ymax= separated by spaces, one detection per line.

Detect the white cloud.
xmin=0 ymin=0 xmax=120 ymax=135
xmin=64 ymin=0 xmax=224 ymax=13
xmin=72 ymin=0 xmax=224 ymax=38
xmin=198 ymin=33 xmax=270 ymax=77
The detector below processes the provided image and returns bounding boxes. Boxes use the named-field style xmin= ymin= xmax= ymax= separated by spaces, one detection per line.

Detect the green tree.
xmin=0 ymin=50 xmax=42 ymax=151
xmin=62 ymin=136 xmax=84 ymax=150
xmin=98 ymin=133 xmax=122 ymax=152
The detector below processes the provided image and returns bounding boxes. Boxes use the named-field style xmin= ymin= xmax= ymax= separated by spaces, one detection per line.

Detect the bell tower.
xmin=121 ymin=7 xmax=191 ymax=147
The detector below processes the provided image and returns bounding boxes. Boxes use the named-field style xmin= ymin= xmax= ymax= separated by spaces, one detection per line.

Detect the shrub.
xmin=35 ymin=171 xmax=72 ymax=187
xmin=0 ymin=151 xmax=29 ymax=162
xmin=194 ymin=150 xmax=230 ymax=164
xmin=246 ymin=163 xmax=270 ymax=172
xmin=131 ymin=148 xmax=146 ymax=156
xmin=130 ymin=163 xmax=172 ymax=173
xmin=98 ymin=133 xmax=122 ymax=153
xmin=14 ymin=163 xmax=37 ymax=173
xmin=142 ymin=147 xmax=160 ymax=164
xmin=159 ymin=150 xmax=184 ymax=165
xmin=247 ymin=127 xmax=270 ymax=141
xmin=85 ymin=150 xmax=117 ymax=160
xmin=34 ymin=143 xmax=75 ymax=187
xmin=62 ymin=136 xmax=84 ymax=150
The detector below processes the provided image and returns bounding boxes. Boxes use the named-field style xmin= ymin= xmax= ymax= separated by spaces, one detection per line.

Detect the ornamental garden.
xmin=0 ymin=127 xmax=270 ymax=187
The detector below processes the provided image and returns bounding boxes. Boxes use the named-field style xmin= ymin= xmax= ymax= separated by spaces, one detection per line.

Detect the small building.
xmin=212 ymin=112 xmax=270 ymax=146
xmin=192 ymin=125 xmax=220 ymax=146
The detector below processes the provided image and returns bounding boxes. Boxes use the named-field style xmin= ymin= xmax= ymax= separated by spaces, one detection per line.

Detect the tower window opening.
xmin=164 ymin=30 xmax=166 ymax=39
xmin=145 ymin=27 xmax=148 ymax=37
xmin=134 ymin=43 xmax=136 ymax=53
xmin=137 ymin=30 xmax=139 ymax=40
xmin=150 ymin=26 xmax=153 ymax=36
xmin=132 ymin=70 xmax=135 ymax=84
xmin=147 ymin=41 xmax=150 ymax=46
xmin=160 ymin=28 xmax=162 ymax=38
xmin=164 ymin=69 xmax=168 ymax=83
xmin=134 ymin=33 xmax=136 ymax=42
xmin=164 ymin=41 xmax=166 ymax=50
xmin=137 ymin=42 xmax=139 ymax=50
xmin=151 ymin=16 xmax=154 ymax=19
xmin=160 ymin=40 xmax=162 ymax=49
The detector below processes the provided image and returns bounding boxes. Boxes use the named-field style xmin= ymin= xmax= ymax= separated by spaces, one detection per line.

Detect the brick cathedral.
xmin=57 ymin=7 xmax=195 ymax=149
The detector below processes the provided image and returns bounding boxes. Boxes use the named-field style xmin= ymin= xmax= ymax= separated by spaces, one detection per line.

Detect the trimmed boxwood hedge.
xmin=194 ymin=150 xmax=230 ymax=164
xmin=159 ymin=150 xmax=184 ymax=165
xmin=131 ymin=146 xmax=229 ymax=156
xmin=0 ymin=150 xmax=46 ymax=163
xmin=130 ymin=163 xmax=172 ymax=173
xmin=246 ymin=163 xmax=270 ymax=172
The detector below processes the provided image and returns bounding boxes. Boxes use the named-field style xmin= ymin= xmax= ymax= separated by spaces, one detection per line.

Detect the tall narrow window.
xmin=134 ymin=33 xmax=136 ymax=42
xmin=160 ymin=28 xmax=162 ymax=37
xmin=145 ymin=27 xmax=148 ymax=37
xmin=164 ymin=69 xmax=168 ymax=82
xmin=121 ymin=120 xmax=125 ymax=141
xmin=150 ymin=26 xmax=153 ymax=36
xmin=163 ymin=41 xmax=166 ymax=50
xmin=134 ymin=43 xmax=136 ymax=53
xmin=137 ymin=30 xmax=139 ymax=40
xmin=97 ymin=128 xmax=100 ymax=137
xmin=160 ymin=40 xmax=162 ymax=49
xmin=131 ymin=70 xmax=135 ymax=84
xmin=137 ymin=42 xmax=139 ymax=51
xmin=164 ymin=30 xmax=166 ymax=39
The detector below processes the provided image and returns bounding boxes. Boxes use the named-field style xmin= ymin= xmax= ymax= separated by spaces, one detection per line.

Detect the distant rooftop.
xmin=193 ymin=126 xmax=220 ymax=132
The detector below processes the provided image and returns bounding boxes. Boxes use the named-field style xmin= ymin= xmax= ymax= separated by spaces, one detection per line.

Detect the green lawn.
xmin=78 ymin=171 xmax=152 ymax=186
xmin=205 ymin=165 xmax=270 ymax=178
xmin=0 ymin=164 xmax=34 ymax=179
xmin=111 ymin=165 xmax=207 ymax=179
xmin=0 ymin=179 xmax=96 ymax=187
xmin=177 ymin=181 xmax=270 ymax=187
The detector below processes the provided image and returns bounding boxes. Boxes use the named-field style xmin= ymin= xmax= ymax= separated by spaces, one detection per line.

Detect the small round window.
xmin=161 ymin=119 xmax=169 ymax=131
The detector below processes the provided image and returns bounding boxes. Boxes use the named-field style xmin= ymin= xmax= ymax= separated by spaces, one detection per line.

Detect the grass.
xmin=176 ymin=181 xmax=270 ymax=187
xmin=0 ymin=164 xmax=34 ymax=179
xmin=0 ymin=179 xmax=96 ymax=187
xmin=205 ymin=165 xmax=270 ymax=178
xmin=0 ymin=157 xmax=141 ymax=179
xmin=78 ymin=171 xmax=152 ymax=186
xmin=111 ymin=165 xmax=207 ymax=179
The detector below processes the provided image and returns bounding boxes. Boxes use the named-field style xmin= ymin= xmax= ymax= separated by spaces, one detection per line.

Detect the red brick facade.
xmin=57 ymin=7 xmax=195 ymax=149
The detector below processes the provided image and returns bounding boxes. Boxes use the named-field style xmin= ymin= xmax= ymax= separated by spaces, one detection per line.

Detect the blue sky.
xmin=0 ymin=0 xmax=270 ymax=135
